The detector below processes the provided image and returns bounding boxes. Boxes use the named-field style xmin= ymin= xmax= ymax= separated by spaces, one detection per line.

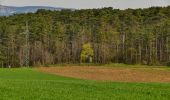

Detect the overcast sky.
xmin=1 ymin=0 xmax=170 ymax=9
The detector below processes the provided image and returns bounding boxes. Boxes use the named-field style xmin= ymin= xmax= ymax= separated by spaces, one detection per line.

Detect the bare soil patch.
xmin=39 ymin=66 xmax=170 ymax=83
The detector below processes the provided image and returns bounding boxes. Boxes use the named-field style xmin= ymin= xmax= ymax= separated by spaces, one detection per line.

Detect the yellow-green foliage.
xmin=81 ymin=43 xmax=94 ymax=63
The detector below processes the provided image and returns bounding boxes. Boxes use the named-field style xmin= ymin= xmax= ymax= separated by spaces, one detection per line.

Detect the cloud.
xmin=1 ymin=0 xmax=170 ymax=9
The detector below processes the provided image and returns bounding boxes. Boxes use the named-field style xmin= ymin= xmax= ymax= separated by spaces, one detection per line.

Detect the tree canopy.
xmin=0 ymin=6 xmax=170 ymax=67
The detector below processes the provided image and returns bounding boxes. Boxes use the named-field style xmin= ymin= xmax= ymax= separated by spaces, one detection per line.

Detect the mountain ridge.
xmin=0 ymin=5 xmax=67 ymax=16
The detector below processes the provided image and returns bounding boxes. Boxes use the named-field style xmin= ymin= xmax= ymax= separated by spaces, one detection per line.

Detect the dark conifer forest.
xmin=0 ymin=6 xmax=170 ymax=67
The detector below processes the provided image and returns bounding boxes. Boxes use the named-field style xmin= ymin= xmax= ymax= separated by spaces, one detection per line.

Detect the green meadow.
xmin=0 ymin=68 xmax=170 ymax=100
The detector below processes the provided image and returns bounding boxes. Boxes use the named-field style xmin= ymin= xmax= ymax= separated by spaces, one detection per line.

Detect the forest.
xmin=0 ymin=6 xmax=170 ymax=67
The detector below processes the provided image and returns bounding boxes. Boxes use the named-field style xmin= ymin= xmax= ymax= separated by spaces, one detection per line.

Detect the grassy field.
xmin=0 ymin=68 xmax=170 ymax=100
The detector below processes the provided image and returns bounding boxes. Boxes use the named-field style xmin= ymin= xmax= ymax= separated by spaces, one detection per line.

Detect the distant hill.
xmin=0 ymin=5 xmax=66 ymax=16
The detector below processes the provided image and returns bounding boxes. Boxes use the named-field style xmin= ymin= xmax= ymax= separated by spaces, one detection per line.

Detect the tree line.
xmin=0 ymin=6 xmax=170 ymax=67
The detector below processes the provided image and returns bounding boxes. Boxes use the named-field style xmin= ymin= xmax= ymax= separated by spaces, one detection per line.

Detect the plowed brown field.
xmin=39 ymin=66 xmax=170 ymax=83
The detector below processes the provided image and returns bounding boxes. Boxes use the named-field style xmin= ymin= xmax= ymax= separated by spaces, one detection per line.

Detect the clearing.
xmin=0 ymin=67 xmax=170 ymax=100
